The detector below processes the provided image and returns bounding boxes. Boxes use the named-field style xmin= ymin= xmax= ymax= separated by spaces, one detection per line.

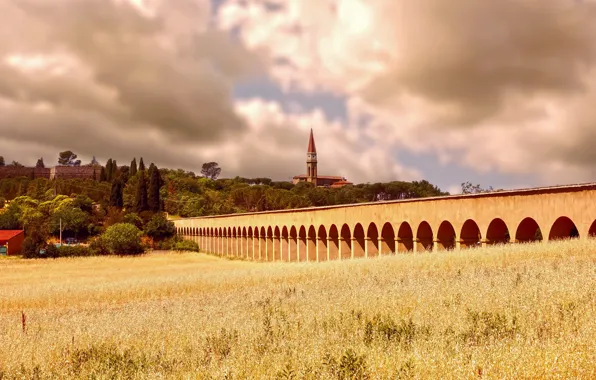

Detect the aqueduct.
xmin=173 ymin=182 xmax=596 ymax=262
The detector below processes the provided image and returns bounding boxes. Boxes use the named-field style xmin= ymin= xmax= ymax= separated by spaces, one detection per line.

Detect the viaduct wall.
xmin=173 ymin=183 xmax=596 ymax=262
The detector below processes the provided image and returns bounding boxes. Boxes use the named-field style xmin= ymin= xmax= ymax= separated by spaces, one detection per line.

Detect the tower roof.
xmin=307 ymin=128 xmax=317 ymax=153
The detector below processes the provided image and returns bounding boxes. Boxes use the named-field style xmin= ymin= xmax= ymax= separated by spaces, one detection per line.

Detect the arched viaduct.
xmin=172 ymin=183 xmax=596 ymax=262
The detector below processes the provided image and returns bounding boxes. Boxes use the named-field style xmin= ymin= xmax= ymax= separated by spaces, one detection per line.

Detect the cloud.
xmin=218 ymin=0 xmax=596 ymax=184
xmin=0 ymin=0 xmax=263 ymax=156
xmin=0 ymin=0 xmax=421 ymax=185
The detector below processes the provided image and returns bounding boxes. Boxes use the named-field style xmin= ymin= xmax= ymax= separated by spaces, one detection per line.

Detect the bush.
xmin=144 ymin=213 xmax=175 ymax=240
xmin=44 ymin=245 xmax=97 ymax=258
xmin=21 ymin=237 xmax=39 ymax=258
xmin=173 ymin=239 xmax=200 ymax=252
xmin=101 ymin=223 xmax=145 ymax=255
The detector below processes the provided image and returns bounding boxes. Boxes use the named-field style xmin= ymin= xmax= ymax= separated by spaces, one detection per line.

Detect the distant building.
xmin=0 ymin=230 xmax=25 ymax=256
xmin=0 ymin=165 xmax=100 ymax=180
xmin=292 ymin=129 xmax=352 ymax=188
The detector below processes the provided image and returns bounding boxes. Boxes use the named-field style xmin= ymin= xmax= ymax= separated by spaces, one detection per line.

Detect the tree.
xmin=89 ymin=156 xmax=100 ymax=166
xmin=109 ymin=178 xmax=124 ymax=208
xmin=10 ymin=161 xmax=24 ymax=167
xmin=101 ymin=223 xmax=144 ymax=255
xmin=138 ymin=157 xmax=145 ymax=172
xmin=0 ymin=156 xmax=4 ymax=166
xmin=105 ymin=159 xmax=113 ymax=182
xmin=461 ymin=182 xmax=503 ymax=195
xmin=111 ymin=160 xmax=118 ymax=180
xmin=144 ymin=213 xmax=175 ymax=240
xmin=130 ymin=158 xmax=137 ymax=177
xmin=134 ymin=170 xmax=148 ymax=213
xmin=148 ymin=163 xmax=161 ymax=212
xmin=201 ymin=162 xmax=221 ymax=180
xmin=35 ymin=158 xmax=45 ymax=168
xmin=99 ymin=167 xmax=107 ymax=182
xmin=58 ymin=151 xmax=81 ymax=166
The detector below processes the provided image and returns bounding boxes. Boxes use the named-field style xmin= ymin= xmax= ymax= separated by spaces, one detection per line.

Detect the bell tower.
xmin=306 ymin=128 xmax=317 ymax=186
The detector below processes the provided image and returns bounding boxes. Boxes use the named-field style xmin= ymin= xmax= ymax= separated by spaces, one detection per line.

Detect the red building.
xmin=0 ymin=230 xmax=25 ymax=256
xmin=292 ymin=129 xmax=353 ymax=188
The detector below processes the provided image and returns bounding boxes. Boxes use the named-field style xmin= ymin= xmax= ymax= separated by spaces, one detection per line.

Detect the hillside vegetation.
xmin=2 ymin=239 xmax=595 ymax=378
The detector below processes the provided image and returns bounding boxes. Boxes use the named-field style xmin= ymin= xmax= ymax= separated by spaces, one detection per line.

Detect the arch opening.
xmin=515 ymin=218 xmax=543 ymax=243
xmin=416 ymin=221 xmax=433 ymax=252
xmin=549 ymin=217 xmax=579 ymax=241
xmin=289 ymin=226 xmax=298 ymax=262
xmin=281 ymin=227 xmax=289 ymax=262
xmin=340 ymin=224 xmax=352 ymax=260
xmin=366 ymin=223 xmax=379 ymax=257
xmin=328 ymin=225 xmax=340 ymax=260
xmin=307 ymin=226 xmax=317 ymax=262
xmin=352 ymin=224 xmax=366 ymax=258
xmin=380 ymin=223 xmax=395 ymax=255
xmin=486 ymin=218 xmax=510 ymax=245
xmin=437 ymin=221 xmax=456 ymax=251
xmin=317 ymin=225 xmax=328 ymax=262
xmin=460 ymin=219 xmax=481 ymax=249
xmin=266 ymin=226 xmax=274 ymax=261
xmin=397 ymin=222 xmax=414 ymax=253
xmin=298 ymin=226 xmax=307 ymax=262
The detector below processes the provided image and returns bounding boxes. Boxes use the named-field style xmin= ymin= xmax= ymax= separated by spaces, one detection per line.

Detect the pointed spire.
xmin=307 ymin=128 xmax=317 ymax=153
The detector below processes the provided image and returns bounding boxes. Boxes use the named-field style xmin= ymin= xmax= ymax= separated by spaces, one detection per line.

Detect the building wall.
xmin=0 ymin=166 xmax=98 ymax=180
xmin=173 ymin=183 xmax=596 ymax=262
xmin=0 ymin=232 xmax=25 ymax=256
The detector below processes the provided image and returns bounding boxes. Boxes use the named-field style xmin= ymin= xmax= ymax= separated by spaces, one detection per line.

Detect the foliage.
xmin=58 ymin=151 xmax=81 ymax=166
xmin=0 ymin=156 xmax=4 ymax=166
xmin=36 ymin=158 xmax=45 ymax=168
xmin=101 ymin=223 xmax=144 ymax=255
xmin=134 ymin=170 xmax=148 ymax=213
xmin=148 ymin=163 xmax=161 ymax=212
xmin=172 ymin=239 xmax=200 ymax=252
xmin=144 ymin=213 xmax=175 ymax=240
xmin=461 ymin=182 xmax=503 ymax=194
xmin=201 ymin=162 xmax=221 ymax=180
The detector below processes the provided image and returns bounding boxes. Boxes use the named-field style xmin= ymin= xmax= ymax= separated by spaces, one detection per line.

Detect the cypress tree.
xmin=130 ymin=158 xmax=137 ymax=176
xmin=99 ymin=167 xmax=107 ymax=182
xmin=148 ymin=163 xmax=161 ymax=212
xmin=105 ymin=159 xmax=113 ymax=182
xmin=138 ymin=157 xmax=145 ymax=172
xmin=134 ymin=169 xmax=148 ymax=213
xmin=109 ymin=178 xmax=123 ymax=208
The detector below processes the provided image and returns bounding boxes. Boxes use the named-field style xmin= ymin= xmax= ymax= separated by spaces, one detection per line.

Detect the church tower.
xmin=306 ymin=128 xmax=318 ymax=186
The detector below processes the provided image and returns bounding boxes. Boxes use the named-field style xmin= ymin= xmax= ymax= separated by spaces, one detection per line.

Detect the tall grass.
xmin=1 ymin=240 xmax=596 ymax=378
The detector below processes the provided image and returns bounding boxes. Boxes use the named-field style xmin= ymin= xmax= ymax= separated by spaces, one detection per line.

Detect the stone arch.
xmin=460 ymin=219 xmax=481 ymax=249
xmin=380 ymin=222 xmax=395 ymax=255
xmin=416 ymin=221 xmax=433 ymax=252
xmin=259 ymin=226 xmax=267 ymax=260
xmin=589 ymin=220 xmax=596 ymax=237
xmin=274 ymin=226 xmax=282 ymax=261
xmin=298 ymin=226 xmax=308 ymax=262
xmin=317 ymin=225 xmax=328 ymax=261
xmin=266 ymin=226 xmax=274 ymax=261
xmin=340 ymin=224 xmax=352 ymax=260
xmin=515 ymin=217 xmax=543 ymax=243
xmin=247 ymin=227 xmax=254 ymax=260
xmin=281 ymin=226 xmax=290 ymax=262
xmin=352 ymin=223 xmax=366 ymax=258
xmin=486 ymin=218 xmax=510 ymax=245
xmin=548 ymin=217 xmax=579 ymax=241
xmin=241 ymin=227 xmax=247 ymax=259
xmin=290 ymin=226 xmax=299 ymax=261
xmin=366 ymin=223 xmax=379 ymax=257
xmin=231 ymin=227 xmax=237 ymax=256
xmin=328 ymin=224 xmax=340 ymax=260
xmin=397 ymin=222 xmax=414 ymax=253
xmin=437 ymin=221 xmax=456 ymax=251
xmin=307 ymin=225 xmax=317 ymax=262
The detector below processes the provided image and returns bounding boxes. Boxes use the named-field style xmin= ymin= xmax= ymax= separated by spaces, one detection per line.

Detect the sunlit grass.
xmin=2 ymin=239 xmax=596 ymax=378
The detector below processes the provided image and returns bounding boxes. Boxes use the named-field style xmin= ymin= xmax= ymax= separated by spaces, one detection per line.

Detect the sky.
xmin=1 ymin=0 xmax=596 ymax=194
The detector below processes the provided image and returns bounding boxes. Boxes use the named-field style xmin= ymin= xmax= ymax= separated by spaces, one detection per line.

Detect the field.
xmin=2 ymin=240 xmax=596 ymax=379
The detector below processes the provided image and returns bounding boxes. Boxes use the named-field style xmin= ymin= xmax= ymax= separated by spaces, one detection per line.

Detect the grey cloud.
xmin=361 ymin=0 xmax=596 ymax=126
xmin=0 ymin=0 xmax=265 ymax=147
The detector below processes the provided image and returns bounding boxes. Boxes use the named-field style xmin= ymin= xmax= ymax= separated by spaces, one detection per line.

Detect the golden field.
xmin=1 ymin=240 xmax=596 ymax=379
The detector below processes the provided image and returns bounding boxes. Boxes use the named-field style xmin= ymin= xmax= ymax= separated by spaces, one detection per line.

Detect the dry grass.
xmin=2 ymin=240 xmax=596 ymax=379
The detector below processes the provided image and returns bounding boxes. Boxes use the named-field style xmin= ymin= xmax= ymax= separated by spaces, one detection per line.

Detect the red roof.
xmin=293 ymin=175 xmax=345 ymax=180
xmin=307 ymin=128 xmax=317 ymax=153
xmin=0 ymin=230 xmax=24 ymax=240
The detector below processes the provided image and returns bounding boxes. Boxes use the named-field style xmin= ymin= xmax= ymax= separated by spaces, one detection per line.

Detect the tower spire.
xmin=307 ymin=128 xmax=317 ymax=153
xmin=306 ymin=128 xmax=317 ymax=186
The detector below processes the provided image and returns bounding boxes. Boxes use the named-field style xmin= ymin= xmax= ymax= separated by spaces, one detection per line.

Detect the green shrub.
xmin=173 ymin=239 xmax=199 ymax=252
xmin=101 ymin=223 xmax=145 ymax=255
xmin=144 ymin=213 xmax=175 ymax=240
xmin=21 ymin=237 xmax=39 ymax=258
